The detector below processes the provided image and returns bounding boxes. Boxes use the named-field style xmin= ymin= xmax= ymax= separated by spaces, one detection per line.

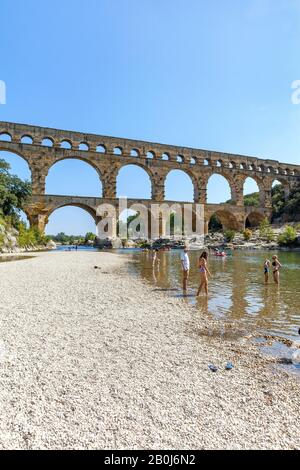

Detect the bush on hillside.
xmin=278 ymin=226 xmax=298 ymax=246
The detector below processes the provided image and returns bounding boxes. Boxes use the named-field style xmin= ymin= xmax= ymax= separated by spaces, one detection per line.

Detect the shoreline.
xmin=0 ymin=251 xmax=299 ymax=449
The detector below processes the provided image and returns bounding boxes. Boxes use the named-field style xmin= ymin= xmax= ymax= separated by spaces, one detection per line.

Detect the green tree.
xmin=284 ymin=184 xmax=300 ymax=216
xmin=259 ymin=218 xmax=275 ymax=242
xmin=85 ymin=232 xmax=96 ymax=243
xmin=243 ymin=192 xmax=260 ymax=207
xmin=278 ymin=226 xmax=298 ymax=246
xmin=224 ymin=229 xmax=235 ymax=242
xmin=271 ymin=184 xmax=285 ymax=220
xmin=0 ymin=159 xmax=31 ymax=220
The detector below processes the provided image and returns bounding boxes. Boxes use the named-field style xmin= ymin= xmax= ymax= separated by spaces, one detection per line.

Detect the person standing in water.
xmin=152 ymin=248 xmax=160 ymax=269
xmin=263 ymin=258 xmax=271 ymax=284
xmin=197 ymin=251 xmax=211 ymax=296
xmin=272 ymin=255 xmax=282 ymax=284
xmin=180 ymin=247 xmax=190 ymax=291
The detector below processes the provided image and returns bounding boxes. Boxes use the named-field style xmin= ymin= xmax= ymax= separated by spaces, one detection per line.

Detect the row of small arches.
xmin=0 ymin=131 xmax=297 ymax=175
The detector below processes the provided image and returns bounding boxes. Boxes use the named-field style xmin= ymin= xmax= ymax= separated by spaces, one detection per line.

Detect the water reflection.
xmin=128 ymin=250 xmax=300 ymax=340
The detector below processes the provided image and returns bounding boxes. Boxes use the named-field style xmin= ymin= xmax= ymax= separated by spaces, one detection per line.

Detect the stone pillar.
xmin=193 ymin=181 xmax=200 ymax=203
xmin=259 ymin=178 xmax=273 ymax=209
xmin=28 ymin=212 xmax=49 ymax=233
xmin=148 ymin=210 xmax=152 ymax=240
xmin=31 ymin=167 xmax=48 ymax=194
xmin=231 ymin=184 xmax=244 ymax=206
xmin=260 ymin=189 xmax=272 ymax=208
xmin=204 ymin=219 xmax=209 ymax=235
xmin=196 ymin=176 xmax=208 ymax=204
xmin=200 ymin=187 xmax=207 ymax=204
xmin=101 ymin=166 xmax=118 ymax=199
xmin=152 ymin=173 xmax=167 ymax=202
xmin=159 ymin=213 xmax=166 ymax=238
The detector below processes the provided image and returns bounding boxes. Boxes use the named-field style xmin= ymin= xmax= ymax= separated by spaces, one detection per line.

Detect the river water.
xmin=55 ymin=246 xmax=300 ymax=342
xmin=125 ymin=249 xmax=300 ymax=342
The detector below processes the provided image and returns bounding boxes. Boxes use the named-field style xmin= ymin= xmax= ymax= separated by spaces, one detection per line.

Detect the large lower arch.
xmin=116 ymin=164 xmax=153 ymax=199
xmin=46 ymin=158 xmax=103 ymax=197
xmin=164 ymin=169 xmax=195 ymax=202
xmin=45 ymin=204 xmax=98 ymax=236
xmin=207 ymin=210 xmax=240 ymax=231
xmin=245 ymin=211 xmax=266 ymax=228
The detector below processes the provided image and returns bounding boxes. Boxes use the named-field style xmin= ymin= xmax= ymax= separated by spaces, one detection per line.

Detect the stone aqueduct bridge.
xmin=1 ymin=121 xmax=300 ymax=236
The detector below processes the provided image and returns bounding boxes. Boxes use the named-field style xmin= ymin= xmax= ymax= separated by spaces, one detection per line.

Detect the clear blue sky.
xmin=1 ymin=0 xmax=299 ymax=234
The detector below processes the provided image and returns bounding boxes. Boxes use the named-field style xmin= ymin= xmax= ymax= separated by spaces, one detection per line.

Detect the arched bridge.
xmin=1 ymin=121 xmax=299 ymax=236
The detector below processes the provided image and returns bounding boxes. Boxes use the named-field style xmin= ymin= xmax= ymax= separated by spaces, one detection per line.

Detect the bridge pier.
xmin=27 ymin=212 xmax=49 ymax=233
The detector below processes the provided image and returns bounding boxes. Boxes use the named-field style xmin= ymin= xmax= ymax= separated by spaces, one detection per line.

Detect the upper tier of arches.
xmin=0 ymin=121 xmax=299 ymax=177
xmin=0 ymin=145 xmax=297 ymax=208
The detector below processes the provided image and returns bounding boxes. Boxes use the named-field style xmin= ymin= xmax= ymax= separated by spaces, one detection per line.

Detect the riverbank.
xmin=0 ymin=251 xmax=299 ymax=449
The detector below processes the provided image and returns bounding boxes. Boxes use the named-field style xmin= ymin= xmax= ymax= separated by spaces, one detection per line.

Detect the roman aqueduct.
xmin=0 ymin=121 xmax=299 ymax=237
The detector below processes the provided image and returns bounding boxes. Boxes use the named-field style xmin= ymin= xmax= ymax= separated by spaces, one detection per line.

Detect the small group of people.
xmin=181 ymin=247 xmax=283 ymax=296
xmin=263 ymin=255 xmax=282 ymax=284
xmin=181 ymin=247 xmax=211 ymax=296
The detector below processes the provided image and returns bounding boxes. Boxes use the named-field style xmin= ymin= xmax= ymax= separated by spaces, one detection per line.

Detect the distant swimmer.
xmin=272 ymin=255 xmax=282 ymax=285
xmin=263 ymin=258 xmax=271 ymax=284
xmin=196 ymin=251 xmax=211 ymax=297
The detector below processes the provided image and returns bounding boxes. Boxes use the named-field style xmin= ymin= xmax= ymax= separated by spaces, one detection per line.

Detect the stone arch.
xmin=130 ymin=148 xmax=140 ymax=158
xmin=113 ymin=146 xmax=123 ymax=155
xmin=60 ymin=140 xmax=72 ymax=149
xmin=146 ymin=150 xmax=155 ymax=159
xmin=0 ymin=149 xmax=32 ymax=181
xmin=48 ymin=202 xmax=97 ymax=221
xmin=78 ymin=142 xmax=89 ymax=151
xmin=46 ymin=157 xmax=103 ymax=196
xmin=96 ymin=144 xmax=106 ymax=153
xmin=0 ymin=132 xmax=12 ymax=142
xmin=164 ymin=169 xmax=196 ymax=202
xmin=234 ymin=174 xmax=264 ymax=207
xmin=116 ymin=163 xmax=153 ymax=199
xmin=208 ymin=209 xmax=240 ymax=231
xmin=44 ymin=203 xmax=98 ymax=235
xmin=42 ymin=137 xmax=54 ymax=147
xmin=20 ymin=135 xmax=33 ymax=144
xmin=243 ymin=177 xmax=260 ymax=206
xmin=206 ymin=173 xmax=232 ymax=203
xmin=245 ymin=211 xmax=265 ymax=228
xmin=0 ymin=145 xmax=31 ymax=166
xmin=272 ymin=177 xmax=290 ymax=192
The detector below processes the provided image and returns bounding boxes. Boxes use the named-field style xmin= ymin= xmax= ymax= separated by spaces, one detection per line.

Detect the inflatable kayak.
xmin=213 ymin=252 xmax=227 ymax=257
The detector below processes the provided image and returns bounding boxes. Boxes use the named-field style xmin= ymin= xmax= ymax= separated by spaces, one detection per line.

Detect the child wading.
xmin=263 ymin=258 xmax=271 ymax=284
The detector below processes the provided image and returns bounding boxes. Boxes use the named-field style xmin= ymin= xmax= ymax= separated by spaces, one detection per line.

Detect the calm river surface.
xmin=126 ymin=249 xmax=300 ymax=342
xmin=53 ymin=246 xmax=300 ymax=342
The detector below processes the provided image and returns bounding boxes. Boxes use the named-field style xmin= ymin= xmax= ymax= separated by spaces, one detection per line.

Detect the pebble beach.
xmin=0 ymin=251 xmax=299 ymax=450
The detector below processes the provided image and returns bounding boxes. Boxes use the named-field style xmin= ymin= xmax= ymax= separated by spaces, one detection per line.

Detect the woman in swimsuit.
xmin=263 ymin=258 xmax=271 ymax=284
xmin=271 ymin=255 xmax=282 ymax=285
xmin=196 ymin=251 xmax=211 ymax=297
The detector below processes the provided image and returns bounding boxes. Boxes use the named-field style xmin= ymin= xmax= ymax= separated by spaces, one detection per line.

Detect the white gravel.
xmin=0 ymin=251 xmax=299 ymax=450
